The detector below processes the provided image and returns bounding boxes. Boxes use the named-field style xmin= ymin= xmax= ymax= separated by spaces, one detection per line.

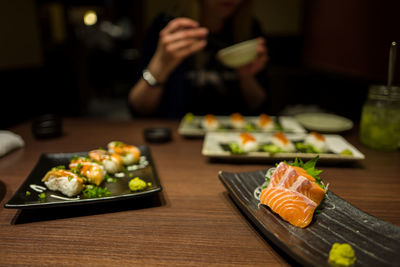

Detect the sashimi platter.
xmin=219 ymin=157 xmax=400 ymax=267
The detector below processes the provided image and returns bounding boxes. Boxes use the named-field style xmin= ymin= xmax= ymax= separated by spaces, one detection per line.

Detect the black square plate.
xmin=5 ymin=145 xmax=162 ymax=209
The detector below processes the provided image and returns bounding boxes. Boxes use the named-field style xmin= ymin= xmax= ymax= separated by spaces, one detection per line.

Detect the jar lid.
xmin=368 ymin=85 xmax=400 ymax=101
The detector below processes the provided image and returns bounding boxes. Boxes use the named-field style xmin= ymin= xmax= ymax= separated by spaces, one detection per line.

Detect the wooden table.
xmin=1 ymin=118 xmax=399 ymax=266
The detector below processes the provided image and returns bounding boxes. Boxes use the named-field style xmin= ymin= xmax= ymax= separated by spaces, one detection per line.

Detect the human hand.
xmin=236 ymin=37 xmax=268 ymax=78
xmin=149 ymin=17 xmax=208 ymax=82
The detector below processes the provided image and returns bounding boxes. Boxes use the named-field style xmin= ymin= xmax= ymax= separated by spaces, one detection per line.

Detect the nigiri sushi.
xmin=257 ymin=114 xmax=274 ymax=131
xmin=230 ymin=113 xmax=246 ymax=129
xmin=108 ymin=141 xmax=141 ymax=165
xmin=42 ymin=168 xmax=84 ymax=197
xmin=69 ymin=156 xmax=106 ymax=186
xmin=201 ymin=114 xmax=220 ymax=130
xmin=89 ymin=149 xmax=123 ymax=174
xmin=239 ymin=132 xmax=258 ymax=152
xmin=259 ymin=161 xmax=326 ymax=228
xmin=304 ymin=132 xmax=329 ymax=153
xmin=271 ymin=132 xmax=295 ymax=152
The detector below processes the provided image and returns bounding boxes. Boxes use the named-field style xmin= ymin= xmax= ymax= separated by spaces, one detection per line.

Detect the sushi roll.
xmin=257 ymin=114 xmax=274 ymax=131
xmin=239 ymin=132 xmax=258 ymax=152
xmin=304 ymin=132 xmax=329 ymax=153
xmin=108 ymin=141 xmax=141 ymax=165
xmin=88 ymin=149 xmax=123 ymax=174
xmin=271 ymin=132 xmax=295 ymax=152
xmin=201 ymin=114 xmax=220 ymax=130
xmin=42 ymin=169 xmax=84 ymax=197
xmin=69 ymin=157 xmax=106 ymax=186
xmin=230 ymin=113 xmax=246 ymax=129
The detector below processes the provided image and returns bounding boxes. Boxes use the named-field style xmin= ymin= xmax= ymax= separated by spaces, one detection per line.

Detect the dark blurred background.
xmin=1 ymin=0 xmax=399 ymax=128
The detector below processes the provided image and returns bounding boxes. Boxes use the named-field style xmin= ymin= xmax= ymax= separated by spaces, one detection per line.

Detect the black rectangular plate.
xmin=5 ymin=145 xmax=162 ymax=209
xmin=218 ymin=170 xmax=400 ymax=267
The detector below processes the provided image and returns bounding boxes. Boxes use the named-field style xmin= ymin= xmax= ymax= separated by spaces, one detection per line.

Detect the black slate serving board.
xmin=218 ymin=170 xmax=400 ymax=267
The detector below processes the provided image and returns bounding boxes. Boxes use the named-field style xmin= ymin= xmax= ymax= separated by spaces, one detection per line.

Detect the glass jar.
xmin=360 ymin=85 xmax=400 ymax=151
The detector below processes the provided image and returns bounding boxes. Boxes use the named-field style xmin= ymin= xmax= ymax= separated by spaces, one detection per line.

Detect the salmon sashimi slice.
xmin=259 ymin=187 xmax=317 ymax=228
xmin=261 ymin=161 xmax=325 ymax=228
xmin=271 ymin=162 xmax=315 ymax=184
xmin=268 ymin=162 xmax=325 ymax=204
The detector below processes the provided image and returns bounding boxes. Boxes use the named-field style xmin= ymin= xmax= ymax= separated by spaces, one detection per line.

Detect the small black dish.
xmin=32 ymin=114 xmax=62 ymax=139
xmin=144 ymin=127 xmax=171 ymax=143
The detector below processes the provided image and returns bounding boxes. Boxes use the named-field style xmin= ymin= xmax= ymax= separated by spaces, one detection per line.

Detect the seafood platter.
xmin=202 ymin=131 xmax=365 ymax=162
xmin=178 ymin=113 xmax=306 ymax=137
xmin=5 ymin=141 xmax=161 ymax=209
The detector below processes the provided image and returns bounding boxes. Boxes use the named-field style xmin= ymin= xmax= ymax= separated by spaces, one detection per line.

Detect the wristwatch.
xmin=142 ymin=68 xmax=164 ymax=87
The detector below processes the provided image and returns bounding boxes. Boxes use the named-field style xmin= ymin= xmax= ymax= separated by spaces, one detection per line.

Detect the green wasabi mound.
xmin=328 ymin=243 xmax=357 ymax=266
xmin=340 ymin=149 xmax=353 ymax=156
xmin=129 ymin=177 xmax=149 ymax=192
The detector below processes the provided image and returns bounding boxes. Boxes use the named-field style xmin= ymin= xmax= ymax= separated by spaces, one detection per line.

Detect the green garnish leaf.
xmin=229 ymin=143 xmax=244 ymax=154
xmin=51 ymin=165 xmax=66 ymax=171
xmin=113 ymin=141 xmax=123 ymax=147
xmin=71 ymin=155 xmax=82 ymax=161
xmin=261 ymin=144 xmax=281 ymax=154
xmin=26 ymin=191 xmax=31 ymax=196
xmin=245 ymin=123 xmax=257 ymax=131
xmin=295 ymin=142 xmax=320 ymax=153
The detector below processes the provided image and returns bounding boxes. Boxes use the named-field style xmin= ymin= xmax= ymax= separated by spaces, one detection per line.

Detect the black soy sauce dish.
xmin=143 ymin=127 xmax=172 ymax=143
xmin=32 ymin=114 xmax=63 ymax=139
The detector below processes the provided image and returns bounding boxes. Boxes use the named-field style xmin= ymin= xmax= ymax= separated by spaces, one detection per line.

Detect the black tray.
xmin=218 ymin=170 xmax=400 ymax=267
xmin=5 ymin=145 xmax=162 ymax=209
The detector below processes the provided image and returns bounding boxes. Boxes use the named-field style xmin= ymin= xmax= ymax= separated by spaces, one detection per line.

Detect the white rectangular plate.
xmin=178 ymin=115 xmax=306 ymax=137
xmin=202 ymin=132 xmax=365 ymax=162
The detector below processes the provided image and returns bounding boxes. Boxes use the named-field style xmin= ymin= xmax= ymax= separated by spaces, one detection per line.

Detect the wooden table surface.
xmin=0 ymin=118 xmax=399 ymax=266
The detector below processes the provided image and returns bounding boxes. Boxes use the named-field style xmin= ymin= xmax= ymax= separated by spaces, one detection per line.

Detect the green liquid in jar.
xmin=360 ymin=104 xmax=400 ymax=151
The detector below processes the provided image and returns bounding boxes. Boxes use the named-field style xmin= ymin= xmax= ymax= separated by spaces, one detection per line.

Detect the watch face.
xmin=143 ymin=69 xmax=158 ymax=86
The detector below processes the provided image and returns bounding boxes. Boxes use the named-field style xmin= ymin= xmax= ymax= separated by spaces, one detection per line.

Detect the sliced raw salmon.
xmin=260 ymin=162 xmax=325 ymax=228
xmin=260 ymin=187 xmax=317 ymax=228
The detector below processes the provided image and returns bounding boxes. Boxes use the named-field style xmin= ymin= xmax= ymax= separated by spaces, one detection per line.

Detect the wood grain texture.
xmin=0 ymin=118 xmax=399 ymax=266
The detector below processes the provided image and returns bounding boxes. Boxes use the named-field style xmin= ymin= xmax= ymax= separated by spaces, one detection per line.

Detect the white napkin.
xmin=0 ymin=130 xmax=25 ymax=157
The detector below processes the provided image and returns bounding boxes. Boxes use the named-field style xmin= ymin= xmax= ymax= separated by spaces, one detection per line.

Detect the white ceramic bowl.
xmin=217 ymin=38 xmax=258 ymax=68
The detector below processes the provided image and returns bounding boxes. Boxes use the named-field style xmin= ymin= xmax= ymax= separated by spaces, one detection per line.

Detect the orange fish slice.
xmin=259 ymin=187 xmax=317 ymax=228
xmin=269 ymin=162 xmax=325 ymax=204
xmin=260 ymin=162 xmax=325 ymax=228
